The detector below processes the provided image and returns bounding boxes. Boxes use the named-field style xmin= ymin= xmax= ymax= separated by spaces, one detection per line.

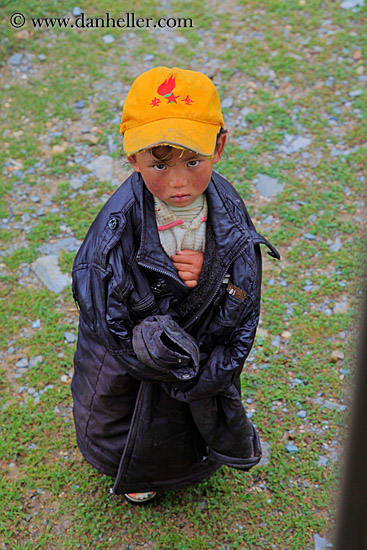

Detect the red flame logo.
xmin=157 ymin=75 xmax=176 ymax=96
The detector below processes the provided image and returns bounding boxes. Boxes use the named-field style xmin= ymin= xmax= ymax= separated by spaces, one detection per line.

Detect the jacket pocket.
xmin=205 ymin=288 xmax=251 ymax=346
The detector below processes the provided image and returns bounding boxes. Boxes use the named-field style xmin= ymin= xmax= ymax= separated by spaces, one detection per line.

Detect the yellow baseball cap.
xmin=120 ymin=66 xmax=225 ymax=157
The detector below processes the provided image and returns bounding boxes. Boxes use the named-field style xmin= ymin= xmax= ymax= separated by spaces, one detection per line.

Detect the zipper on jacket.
xmin=183 ymin=239 xmax=249 ymax=331
xmin=137 ymin=256 xmax=189 ymax=290
xmin=110 ymin=382 xmax=148 ymax=495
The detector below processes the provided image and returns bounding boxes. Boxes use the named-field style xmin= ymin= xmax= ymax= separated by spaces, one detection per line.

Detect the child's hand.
xmin=170 ymin=249 xmax=204 ymax=288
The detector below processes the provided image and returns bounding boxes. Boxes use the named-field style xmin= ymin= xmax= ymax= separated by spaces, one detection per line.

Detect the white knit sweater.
xmin=154 ymin=195 xmax=207 ymax=257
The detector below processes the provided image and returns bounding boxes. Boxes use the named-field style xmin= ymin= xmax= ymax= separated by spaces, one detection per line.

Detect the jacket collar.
xmin=137 ymin=171 xmax=250 ymax=274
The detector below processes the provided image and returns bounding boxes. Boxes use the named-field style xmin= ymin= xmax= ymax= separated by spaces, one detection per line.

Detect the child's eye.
xmin=187 ymin=160 xmax=200 ymax=167
xmin=153 ymin=163 xmax=167 ymax=171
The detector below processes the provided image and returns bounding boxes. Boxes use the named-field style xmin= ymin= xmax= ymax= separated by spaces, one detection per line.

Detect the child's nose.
xmin=169 ymin=172 xmax=187 ymax=188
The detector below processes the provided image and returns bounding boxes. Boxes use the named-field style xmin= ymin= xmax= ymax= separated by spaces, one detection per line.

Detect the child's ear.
xmin=127 ymin=155 xmax=141 ymax=172
xmin=213 ymin=133 xmax=227 ymax=164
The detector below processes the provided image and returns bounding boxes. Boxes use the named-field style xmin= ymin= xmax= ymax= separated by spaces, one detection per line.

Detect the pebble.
xmin=330 ymin=350 xmax=345 ymax=362
xmin=221 ymin=97 xmax=234 ymax=109
xmin=328 ymin=238 xmax=342 ymax=252
xmin=313 ymin=397 xmax=346 ymax=412
xmin=38 ymin=237 xmax=81 ymax=255
xmin=173 ymin=36 xmax=188 ymax=44
xmin=255 ymin=174 xmax=285 ymax=198
xmin=349 ymin=89 xmax=363 ymax=97
xmin=64 ymin=332 xmax=76 ymax=343
xmin=72 ymin=7 xmax=83 ymax=16
xmin=29 ymin=356 xmax=43 ymax=367
xmin=87 ymin=155 xmax=113 ymax=182
xmin=16 ymin=358 xmax=28 ymax=368
xmin=318 ymin=456 xmax=329 ymax=467
xmin=9 ymin=53 xmax=24 ymax=66
xmin=297 ymin=410 xmax=307 ymax=419
xmin=30 ymin=195 xmax=40 ymax=203
xmin=32 ymin=319 xmax=41 ymax=328
xmin=333 ymin=298 xmax=348 ymax=314
xmin=340 ymin=0 xmax=364 ymax=8
xmin=31 ymin=255 xmax=71 ymax=294
xmin=103 ymin=35 xmax=115 ymax=44
xmin=285 ymin=444 xmax=299 ymax=453
xmin=280 ymin=134 xmax=312 ymax=154
xmin=144 ymin=54 xmax=155 ymax=61
xmin=38 ymin=54 xmax=47 ymax=61
xmin=107 ymin=135 xmax=117 ymax=155
xmin=258 ymin=440 xmax=271 ymax=467
xmin=304 ymin=233 xmax=317 ymax=240
xmin=74 ymin=100 xmax=85 ymax=109
xmin=313 ymin=533 xmax=328 ymax=550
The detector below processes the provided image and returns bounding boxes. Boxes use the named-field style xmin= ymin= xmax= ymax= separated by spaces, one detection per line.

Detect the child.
xmin=71 ymin=66 xmax=279 ymax=504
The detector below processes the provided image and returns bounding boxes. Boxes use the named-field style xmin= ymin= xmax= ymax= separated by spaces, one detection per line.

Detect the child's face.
xmin=127 ymin=134 xmax=226 ymax=208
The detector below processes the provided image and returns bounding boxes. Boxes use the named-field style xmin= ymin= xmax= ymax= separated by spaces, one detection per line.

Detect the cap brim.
xmin=123 ymin=118 xmax=221 ymax=157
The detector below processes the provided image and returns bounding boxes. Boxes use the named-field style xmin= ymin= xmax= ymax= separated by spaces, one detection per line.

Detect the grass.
xmin=0 ymin=0 xmax=365 ymax=548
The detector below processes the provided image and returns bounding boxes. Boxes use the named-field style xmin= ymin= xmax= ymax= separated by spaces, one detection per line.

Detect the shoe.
xmin=124 ymin=491 xmax=157 ymax=504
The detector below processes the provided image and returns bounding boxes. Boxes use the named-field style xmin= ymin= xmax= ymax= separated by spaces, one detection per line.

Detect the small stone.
xmin=74 ymin=100 xmax=85 ymax=109
xmin=32 ymin=255 xmax=71 ymax=294
xmin=353 ymin=50 xmax=363 ymax=61
xmin=30 ymin=195 xmax=40 ymax=203
xmin=318 ymin=456 xmax=329 ymax=467
xmin=9 ymin=53 xmax=23 ymax=66
xmin=29 ymin=356 xmax=43 ymax=367
xmin=38 ymin=54 xmax=47 ymax=61
xmin=349 ymin=89 xmax=363 ymax=97
xmin=103 ymin=34 xmax=115 ymax=44
xmin=16 ymin=358 xmax=28 ymax=368
xmin=258 ymin=440 xmax=271 ymax=466
xmin=333 ymin=298 xmax=348 ymax=314
xmin=271 ymin=336 xmax=281 ymax=348
xmin=281 ymin=330 xmax=291 ymax=340
xmin=21 ymin=213 xmax=31 ymax=224
xmin=356 ymin=66 xmax=364 ymax=75
xmin=144 ymin=54 xmax=155 ymax=61
xmin=221 ymin=97 xmax=234 ymax=109
xmin=70 ymin=176 xmax=84 ymax=190
xmin=313 ymin=397 xmax=346 ymax=412
xmin=304 ymin=233 xmax=317 ymax=240
xmin=241 ymin=107 xmax=254 ymax=117
xmin=28 ymin=443 xmax=38 ymax=450
xmin=64 ymin=332 xmax=76 ymax=343
xmin=32 ymin=319 xmax=41 ymax=328
xmin=87 ymin=155 xmax=113 ymax=182
xmin=297 ymin=410 xmax=307 ymax=419
xmin=60 ymin=375 xmax=69 ymax=383
xmin=15 ymin=30 xmax=30 ymax=40
xmin=27 ymin=387 xmax=36 ymax=395
xmin=329 ymin=238 xmax=342 ymax=252
xmin=340 ymin=0 xmax=364 ymax=8
xmin=173 ymin=36 xmax=187 ymax=44
xmin=84 ymin=134 xmax=99 ymax=145
xmin=107 ymin=135 xmax=117 ymax=154
xmin=285 ymin=444 xmax=299 ymax=453
xmin=330 ymin=350 xmax=345 ymax=362
xmin=281 ymin=134 xmax=312 ymax=154
xmin=52 ymin=142 xmax=68 ymax=155
xmin=314 ymin=533 xmax=328 ymax=550
xmin=255 ymin=174 xmax=284 ymax=198
xmin=72 ymin=7 xmax=83 ymax=16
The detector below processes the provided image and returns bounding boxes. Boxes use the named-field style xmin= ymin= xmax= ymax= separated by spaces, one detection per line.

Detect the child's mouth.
xmin=171 ymin=194 xmax=190 ymax=202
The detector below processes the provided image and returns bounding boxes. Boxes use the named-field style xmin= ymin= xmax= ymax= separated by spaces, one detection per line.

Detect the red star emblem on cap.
xmin=166 ymin=93 xmax=180 ymax=104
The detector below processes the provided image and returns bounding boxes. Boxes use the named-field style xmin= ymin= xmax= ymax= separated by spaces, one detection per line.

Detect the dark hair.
xmin=149 ymin=128 xmax=227 ymax=162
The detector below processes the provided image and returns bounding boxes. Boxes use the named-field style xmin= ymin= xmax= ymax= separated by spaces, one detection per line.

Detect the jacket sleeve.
xmin=162 ymin=297 xmax=261 ymax=402
xmin=72 ymin=263 xmax=198 ymax=386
